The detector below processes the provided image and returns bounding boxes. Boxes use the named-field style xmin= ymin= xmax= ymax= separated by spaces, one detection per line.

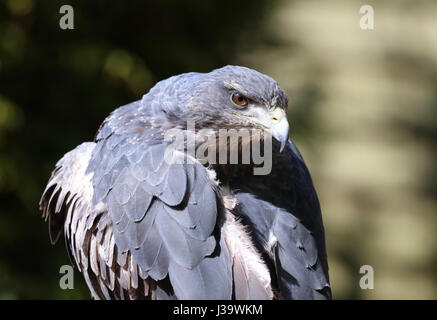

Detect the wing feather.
xmin=232 ymin=140 xmax=331 ymax=299
xmin=86 ymin=117 xmax=233 ymax=299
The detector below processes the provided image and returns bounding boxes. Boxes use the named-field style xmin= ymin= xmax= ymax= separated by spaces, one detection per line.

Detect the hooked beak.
xmin=234 ymin=107 xmax=290 ymax=152
xmin=269 ymin=107 xmax=289 ymax=152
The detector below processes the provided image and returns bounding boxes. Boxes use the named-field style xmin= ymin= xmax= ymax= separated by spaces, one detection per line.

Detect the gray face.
xmin=147 ymin=66 xmax=286 ymax=120
xmin=208 ymin=65 xmax=288 ymax=110
xmin=141 ymin=65 xmax=290 ymax=149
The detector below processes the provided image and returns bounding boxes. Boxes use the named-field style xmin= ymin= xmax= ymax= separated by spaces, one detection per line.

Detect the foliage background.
xmin=0 ymin=0 xmax=436 ymax=299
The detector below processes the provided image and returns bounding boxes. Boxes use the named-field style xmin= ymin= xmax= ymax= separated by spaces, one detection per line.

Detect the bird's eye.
xmin=231 ymin=92 xmax=249 ymax=107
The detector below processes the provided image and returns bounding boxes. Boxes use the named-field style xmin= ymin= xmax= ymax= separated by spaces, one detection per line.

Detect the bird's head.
xmin=143 ymin=65 xmax=290 ymax=151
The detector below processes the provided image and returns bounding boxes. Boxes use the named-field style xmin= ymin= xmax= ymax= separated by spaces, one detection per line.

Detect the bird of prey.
xmin=40 ymin=65 xmax=331 ymax=300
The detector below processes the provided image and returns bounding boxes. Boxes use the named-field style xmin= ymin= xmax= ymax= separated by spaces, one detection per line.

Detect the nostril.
xmin=271 ymin=107 xmax=285 ymax=124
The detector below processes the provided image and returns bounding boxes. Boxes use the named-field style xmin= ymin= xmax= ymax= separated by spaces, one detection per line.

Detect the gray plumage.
xmin=40 ymin=65 xmax=331 ymax=300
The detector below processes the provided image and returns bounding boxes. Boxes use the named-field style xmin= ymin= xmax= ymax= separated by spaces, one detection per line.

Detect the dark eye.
xmin=231 ymin=92 xmax=249 ymax=107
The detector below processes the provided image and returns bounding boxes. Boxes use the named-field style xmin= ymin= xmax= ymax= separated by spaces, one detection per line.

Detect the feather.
xmin=90 ymin=235 xmax=100 ymax=276
xmin=156 ymin=208 xmax=216 ymax=269
xmin=168 ymin=240 xmax=232 ymax=300
xmin=130 ymin=254 xmax=139 ymax=289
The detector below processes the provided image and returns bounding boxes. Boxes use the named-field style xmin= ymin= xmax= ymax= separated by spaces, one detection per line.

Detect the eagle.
xmin=40 ymin=65 xmax=331 ymax=300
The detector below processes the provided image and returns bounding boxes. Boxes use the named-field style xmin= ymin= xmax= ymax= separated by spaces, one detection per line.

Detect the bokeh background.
xmin=0 ymin=0 xmax=436 ymax=299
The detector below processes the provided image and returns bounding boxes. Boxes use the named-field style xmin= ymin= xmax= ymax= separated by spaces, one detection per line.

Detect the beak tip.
xmin=270 ymin=118 xmax=289 ymax=153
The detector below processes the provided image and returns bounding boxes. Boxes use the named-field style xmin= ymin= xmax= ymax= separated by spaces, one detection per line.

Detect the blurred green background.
xmin=0 ymin=0 xmax=436 ymax=299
